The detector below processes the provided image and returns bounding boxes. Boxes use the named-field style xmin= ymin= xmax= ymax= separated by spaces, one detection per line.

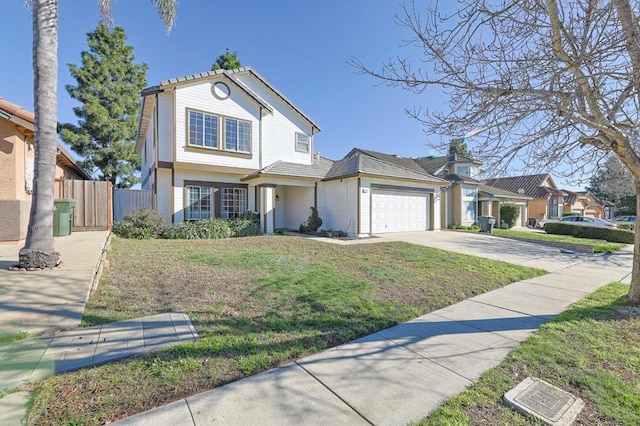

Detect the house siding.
xmin=156 ymin=169 xmax=172 ymax=220
xmin=174 ymin=81 xmax=261 ymax=169
xmin=318 ymin=179 xmax=358 ymax=235
xmin=235 ymin=75 xmax=314 ymax=167
xmin=158 ymin=92 xmax=174 ymax=163
xmin=529 ymin=198 xmax=548 ymax=220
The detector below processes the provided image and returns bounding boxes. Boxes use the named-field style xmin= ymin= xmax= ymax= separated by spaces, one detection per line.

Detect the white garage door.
xmin=371 ymin=190 xmax=430 ymax=233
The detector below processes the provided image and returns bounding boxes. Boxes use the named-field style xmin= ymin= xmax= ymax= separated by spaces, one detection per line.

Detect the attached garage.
xmin=371 ymin=189 xmax=430 ymax=233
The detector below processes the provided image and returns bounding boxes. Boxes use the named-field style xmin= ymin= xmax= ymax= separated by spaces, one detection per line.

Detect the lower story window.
xmin=222 ymin=187 xmax=247 ymax=218
xmin=186 ymin=186 xmax=214 ymax=220
xmin=463 ymin=200 xmax=477 ymax=222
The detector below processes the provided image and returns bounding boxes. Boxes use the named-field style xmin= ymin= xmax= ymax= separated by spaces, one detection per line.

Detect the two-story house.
xmin=415 ymin=153 xmax=531 ymax=227
xmin=136 ymin=68 xmax=450 ymax=237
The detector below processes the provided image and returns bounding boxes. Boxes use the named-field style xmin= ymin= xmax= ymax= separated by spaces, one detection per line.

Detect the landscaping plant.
xmin=499 ymin=203 xmax=520 ymax=229
xmin=299 ymin=206 xmax=323 ymax=234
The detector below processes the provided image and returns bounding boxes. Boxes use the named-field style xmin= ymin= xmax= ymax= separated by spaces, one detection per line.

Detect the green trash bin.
xmin=53 ymin=199 xmax=76 ymax=236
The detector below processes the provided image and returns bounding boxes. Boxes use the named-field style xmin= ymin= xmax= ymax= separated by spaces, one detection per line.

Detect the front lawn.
xmin=417 ymin=283 xmax=640 ymax=425
xmin=26 ymin=236 xmax=545 ymax=425
xmin=491 ymin=228 xmax=625 ymax=253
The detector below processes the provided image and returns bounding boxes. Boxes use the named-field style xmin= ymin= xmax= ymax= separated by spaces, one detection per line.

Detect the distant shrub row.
xmin=113 ymin=209 xmax=261 ymax=240
xmin=543 ymin=222 xmax=634 ymax=244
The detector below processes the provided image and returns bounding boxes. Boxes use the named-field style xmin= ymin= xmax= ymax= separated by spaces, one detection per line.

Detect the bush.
xmin=316 ymin=230 xmax=348 ymax=238
xmin=562 ymin=212 xmax=581 ymax=217
xmin=617 ymin=223 xmax=635 ymax=231
xmin=162 ymin=217 xmax=262 ymax=240
xmin=544 ymin=222 xmax=634 ymax=244
xmin=240 ymin=210 xmax=260 ymax=225
xmin=299 ymin=207 xmax=323 ymax=234
xmin=112 ymin=209 xmax=167 ymax=239
xmin=163 ymin=218 xmax=232 ymax=240
xmin=499 ymin=203 xmax=520 ymax=228
xmin=112 ymin=221 xmax=156 ymax=239
xmin=229 ymin=218 xmax=261 ymax=237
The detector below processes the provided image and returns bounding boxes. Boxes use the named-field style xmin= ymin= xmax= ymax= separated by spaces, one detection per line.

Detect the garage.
xmin=371 ymin=189 xmax=430 ymax=233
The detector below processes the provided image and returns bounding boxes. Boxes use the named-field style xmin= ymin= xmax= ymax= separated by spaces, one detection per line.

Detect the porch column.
xmin=260 ymin=184 xmax=276 ymax=235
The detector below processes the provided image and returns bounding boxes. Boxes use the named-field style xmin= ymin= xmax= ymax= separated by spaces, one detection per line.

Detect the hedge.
xmin=543 ymin=222 xmax=634 ymax=244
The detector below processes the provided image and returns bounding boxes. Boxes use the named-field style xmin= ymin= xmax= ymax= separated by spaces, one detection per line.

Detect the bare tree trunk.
xmin=19 ymin=0 xmax=60 ymax=269
xmin=625 ymin=179 xmax=640 ymax=304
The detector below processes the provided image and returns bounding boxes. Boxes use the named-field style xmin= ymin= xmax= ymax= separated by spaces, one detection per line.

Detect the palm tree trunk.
xmin=19 ymin=0 xmax=60 ymax=269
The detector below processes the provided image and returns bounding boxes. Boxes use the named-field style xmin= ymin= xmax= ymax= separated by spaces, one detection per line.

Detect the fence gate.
xmin=113 ymin=189 xmax=153 ymax=222
xmin=56 ymin=179 xmax=112 ymax=231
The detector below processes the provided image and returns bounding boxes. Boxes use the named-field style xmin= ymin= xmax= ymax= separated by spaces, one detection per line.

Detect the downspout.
xmin=259 ymin=107 xmax=263 ymax=169
xmin=153 ymin=93 xmax=159 ymax=211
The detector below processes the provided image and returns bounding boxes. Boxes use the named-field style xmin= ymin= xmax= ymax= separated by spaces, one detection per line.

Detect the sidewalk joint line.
xmin=294 ymin=361 xmax=375 ymax=425
xmin=185 ymin=398 xmax=197 ymax=426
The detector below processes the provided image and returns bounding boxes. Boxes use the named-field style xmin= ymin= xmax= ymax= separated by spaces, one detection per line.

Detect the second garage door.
xmin=371 ymin=190 xmax=430 ymax=233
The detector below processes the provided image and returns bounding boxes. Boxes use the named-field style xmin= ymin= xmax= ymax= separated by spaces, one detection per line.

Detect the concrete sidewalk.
xmin=115 ymin=233 xmax=634 ymax=425
xmin=0 ymin=231 xmax=110 ymax=335
xmin=0 ymin=312 xmax=198 ymax=391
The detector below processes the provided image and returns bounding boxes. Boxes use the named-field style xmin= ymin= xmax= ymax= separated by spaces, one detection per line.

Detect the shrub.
xmin=617 ymin=223 xmax=635 ymax=231
xmin=163 ymin=218 xmax=232 ymax=240
xmin=499 ymin=203 xmax=520 ymax=228
xmin=240 ymin=210 xmax=260 ymax=225
xmin=229 ymin=218 xmax=261 ymax=237
xmin=112 ymin=209 xmax=167 ymax=239
xmin=562 ymin=211 xmax=581 ymax=217
xmin=316 ymin=230 xmax=348 ymax=238
xmin=112 ymin=221 xmax=156 ymax=239
xmin=544 ymin=222 xmax=634 ymax=244
xmin=299 ymin=207 xmax=323 ymax=234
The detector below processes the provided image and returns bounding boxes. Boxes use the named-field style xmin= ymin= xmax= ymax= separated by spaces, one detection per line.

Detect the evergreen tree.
xmin=212 ymin=48 xmax=242 ymax=71
xmin=59 ymin=22 xmax=148 ymax=188
xmin=448 ymin=138 xmax=471 ymax=158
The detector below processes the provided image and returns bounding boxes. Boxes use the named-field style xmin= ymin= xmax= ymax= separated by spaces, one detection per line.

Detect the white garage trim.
xmin=371 ymin=188 xmax=431 ymax=233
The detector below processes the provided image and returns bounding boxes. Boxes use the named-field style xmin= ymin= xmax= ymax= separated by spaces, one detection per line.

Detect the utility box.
xmin=53 ymin=199 xmax=76 ymax=236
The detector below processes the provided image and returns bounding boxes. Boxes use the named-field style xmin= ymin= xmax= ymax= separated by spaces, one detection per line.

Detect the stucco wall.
xmin=0 ymin=199 xmax=31 ymax=241
xmin=0 ymin=120 xmax=33 ymax=201
xmin=529 ymin=198 xmax=548 ymax=220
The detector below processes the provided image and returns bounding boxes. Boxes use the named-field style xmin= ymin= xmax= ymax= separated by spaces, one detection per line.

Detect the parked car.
xmin=613 ymin=215 xmax=636 ymax=223
xmin=541 ymin=215 xmax=617 ymax=229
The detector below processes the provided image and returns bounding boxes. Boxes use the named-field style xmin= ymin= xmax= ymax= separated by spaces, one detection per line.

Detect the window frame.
xmin=295 ymin=132 xmax=310 ymax=153
xmin=185 ymin=185 xmax=215 ymax=221
xmin=188 ymin=110 xmax=219 ymax=149
xmin=186 ymin=108 xmax=252 ymax=155
xmin=183 ymin=180 xmax=249 ymax=221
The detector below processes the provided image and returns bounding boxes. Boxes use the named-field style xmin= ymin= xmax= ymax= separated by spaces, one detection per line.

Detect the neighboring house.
xmin=415 ymin=153 xmax=531 ymax=227
xmin=136 ymin=68 xmax=450 ymax=237
xmin=0 ymin=97 xmax=92 ymax=242
xmin=485 ymin=173 xmax=565 ymax=222
xmin=560 ymin=190 xmax=605 ymax=218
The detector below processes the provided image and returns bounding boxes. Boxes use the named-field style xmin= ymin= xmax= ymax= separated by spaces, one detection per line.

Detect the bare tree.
xmin=20 ymin=0 xmax=177 ymax=269
xmin=350 ymin=0 xmax=640 ymax=304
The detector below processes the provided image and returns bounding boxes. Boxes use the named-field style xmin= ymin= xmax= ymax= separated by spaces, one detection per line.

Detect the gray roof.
xmin=348 ymin=148 xmax=427 ymax=173
xmin=325 ymin=152 xmax=449 ymax=184
xmin=414 ymin=156 xmax=449 ymax=174
xmin=140 ymin=67 xmax=320 ymax=133
xmin=242 ymin=156 xmax=334 ymax=181
xmin=484 ymin=174 xmax=551 ymax=198
xmin=478 ymin=184 xmax=532 ymax=200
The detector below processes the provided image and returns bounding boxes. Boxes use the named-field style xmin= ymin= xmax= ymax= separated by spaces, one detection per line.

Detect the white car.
xmin=541 ymin=215 xmax=617 ymax=229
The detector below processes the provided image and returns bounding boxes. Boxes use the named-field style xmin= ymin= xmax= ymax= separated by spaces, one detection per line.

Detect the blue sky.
xmin=1 ymin=1 xmax=584 ymax=189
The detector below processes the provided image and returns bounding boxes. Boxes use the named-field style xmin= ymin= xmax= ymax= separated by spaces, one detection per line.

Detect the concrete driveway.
xmin=374 ymin=230 xmax=633 ymax=274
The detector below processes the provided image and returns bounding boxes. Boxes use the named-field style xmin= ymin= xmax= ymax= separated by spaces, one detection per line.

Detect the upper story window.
xmin=295 ymin=133 xmax=310 ymax=153
xmin=189 ymin=110 xmax=218 ymax=148
xmin=187 ymin=109 xmax=251 ymax=153
xmin=455 ymin=164 xmax=479 ymax=178
xmin=225 ymin=118 xmax=251 ymax=153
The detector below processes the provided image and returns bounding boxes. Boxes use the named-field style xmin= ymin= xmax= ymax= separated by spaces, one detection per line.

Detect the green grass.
xmin=490 ymin=228 xmax=625 ymax=253
xmin=26 ymin=236 xmax=545 ymax=425
xmin=416 ymin=283 xmax=640 ymax=425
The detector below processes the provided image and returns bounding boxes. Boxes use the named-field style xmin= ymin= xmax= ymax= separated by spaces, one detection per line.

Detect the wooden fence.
xmin=55 ymin=179 xmax=112 ymax=231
